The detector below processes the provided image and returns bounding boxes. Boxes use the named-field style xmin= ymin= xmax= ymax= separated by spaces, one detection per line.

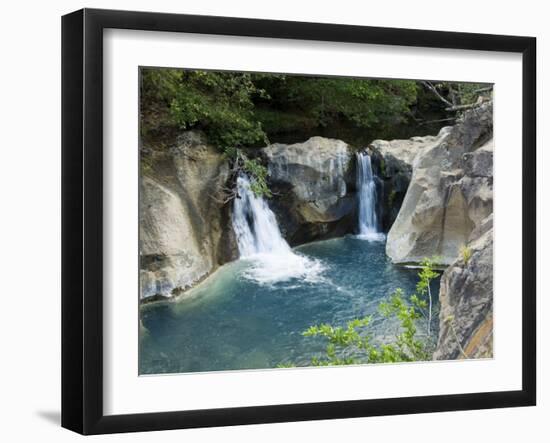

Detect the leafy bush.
xmin=257 ymin=76 xmax=416 ymax=125
xmin=242 ymin=158 xmax=272 ymax=198
xmin=140 ymin=68 xmax=419 ymax=149
xmin=460 ymin=245 xmax=472 ymax=264
xmin=285 ymin=259 xmax=439 ymax=367
xmin=223 ymin=147 xmax=271 ymax=198
xmin=141 ymin=69 xmax=269 ymax=148
xmin=168 ymin=70 xmax=269 ymax=148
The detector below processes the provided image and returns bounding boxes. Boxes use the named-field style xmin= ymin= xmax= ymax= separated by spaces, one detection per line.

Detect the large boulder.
xmin=139 ymin=131 xmax=237 ymax=300
xmin=434 ymin=215 xmax=493 ymax=359
xmin=262 ymin=137 xmax=356 ymax=244
xmin=368 ymin=135 xmax=440 ymax=230
xmin=386 ymin=102 xmax=493 ymax=265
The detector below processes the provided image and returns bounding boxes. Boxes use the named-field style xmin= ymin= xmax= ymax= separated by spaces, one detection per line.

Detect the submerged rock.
xmin=140 ymin=131 xmax=237 ymax=300
xmin=262 ymin=136 xmax=356 ymax=245
xmin=385 ymin=102 xmax=493 ymax=265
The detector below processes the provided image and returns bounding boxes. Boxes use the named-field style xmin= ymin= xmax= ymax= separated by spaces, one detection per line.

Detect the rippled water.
xmin=139 ymin=237 xmax=439 ymax=375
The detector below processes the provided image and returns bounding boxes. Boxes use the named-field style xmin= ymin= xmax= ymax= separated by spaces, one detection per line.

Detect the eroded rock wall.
xmin=140 ymin=131 xmax=237 ymax=300
xmin=385 ymin=103 xmax=493 ymax=265
xmin=368 ymin=134 xmax=439 ymax=230
xmin=371 ymin=103 xmax=494 ymax=360
xmin=434 ymin=215 xmax=494 ymax=359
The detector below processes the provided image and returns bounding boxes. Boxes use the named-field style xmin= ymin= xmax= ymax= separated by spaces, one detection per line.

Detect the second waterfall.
xmin=356 ymin=152 xmax=385 ymax=241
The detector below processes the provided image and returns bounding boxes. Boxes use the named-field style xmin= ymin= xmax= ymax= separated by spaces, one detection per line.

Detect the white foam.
xmin=356 ymin=231 xmax=386 ymax=242
xmin=240 ymin=251 xmax=326 ymax=286
xmin=232 ymin=175 xmax=328 ymax=286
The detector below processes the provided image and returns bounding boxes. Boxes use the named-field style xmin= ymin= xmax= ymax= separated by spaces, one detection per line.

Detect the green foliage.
xmin=415 ymin=258 xmax=438 ymax=301
xmin=451 ymin=82 xmax=491 ymax=105
xmin=460 ymin=245 xmax=472 ymax=264
xmin=141 ymin=68 xmax=269 ymax=148
xmin=291 ymin=259 xmax=440 ymax=368
xmin=256 ymin=75 xmax=417 ymax=128
xmin=303 ymin=317 xmax=372 ymax=365
xmin=223 ymin=147 xmax=272 ymax=198
xmin=168 ymin=70 xmax=269 ymax=148
xmin=243 ymin=158 xmax=272 ymax=198
xmin=412 ymin=258 xmax=439 ymax=335
xmin=276 ymin=362 xmax=296 ymax=368
xmin=378 ymin=289 xmax=431 ymax=361
xmin=141 ymin=68 xmax=419 ymax=149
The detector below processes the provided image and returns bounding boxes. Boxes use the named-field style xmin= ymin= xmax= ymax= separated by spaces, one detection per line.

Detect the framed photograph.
xmin=61 ymin=8 xmax=536 ymax=435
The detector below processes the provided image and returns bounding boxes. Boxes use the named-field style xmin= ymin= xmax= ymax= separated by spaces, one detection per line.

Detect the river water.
xmin=139 ymin=236 xmax=436 ymax=374
xmin=139 ymin=155 xmax=438 ymax=375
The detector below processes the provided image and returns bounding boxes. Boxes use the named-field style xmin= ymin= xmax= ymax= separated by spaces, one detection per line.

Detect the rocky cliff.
xmin=371 ymin=103 xmax=494 ymax=360
xmin=368 ymin=135 xmax=440 ymax=230
xmin=140 ymin=132 xmax=237 ymax=300
xmin=384 ymin=102 xmax=493 ymax=265
xmin=262 ymin=137 xmax=357 ymax=245
xmin=139 ymin=133 xmax=360 ymax=300
xmin=434 ymin=215 xmax=493 ymax=359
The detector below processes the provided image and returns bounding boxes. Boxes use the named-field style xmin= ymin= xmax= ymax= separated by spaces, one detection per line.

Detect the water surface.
xmin=139 ymin=237 xmax=438 ymax=374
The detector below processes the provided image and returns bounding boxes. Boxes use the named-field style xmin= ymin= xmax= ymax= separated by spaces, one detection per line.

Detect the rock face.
xmin=368 ymin=135 xmax=440 ymax=230
xmin=385 ymin=102 xmax=493 ymax=265
xmin=434 ymin=215 xmax=493 ymax=359
xmin=262 ymin=137 xmax=357 ymax=244
xmin=140 ymin=131 xmax=237 ymax=300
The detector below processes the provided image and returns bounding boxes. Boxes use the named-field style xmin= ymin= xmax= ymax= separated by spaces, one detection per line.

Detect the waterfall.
xmin=356 ymin=152 xmax=385 ymax=241
xmin=232 ymin=175 xmax=292 ymax=257
xmin=232 ymin=175 xmax=325 ymax=284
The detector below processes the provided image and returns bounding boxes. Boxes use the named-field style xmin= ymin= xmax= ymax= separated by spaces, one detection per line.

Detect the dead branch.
xmin=444 ymin=96 xmax=489 ymax=112
xmin=421 ymin=81 xmax=454 ymax=108
xmin=444 ymin=103 xmax=479 ymax=112
xmin=418 ymin=117 xmax=457 ymax=125
xmin=473 ymin=85 xmax=493 ymax=94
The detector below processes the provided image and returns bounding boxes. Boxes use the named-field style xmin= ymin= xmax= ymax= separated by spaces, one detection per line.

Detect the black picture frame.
xmin=61 ymin=8 xmax=536 ymax=435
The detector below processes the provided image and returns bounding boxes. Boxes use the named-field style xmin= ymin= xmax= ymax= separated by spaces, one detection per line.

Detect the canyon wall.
xmin=383 ymin=102 xmax=493 ymax=265
xmin=372 ymin=103 xmax=494 ymax=359
xmin=140 ymin=131 xmax=237 ymax=300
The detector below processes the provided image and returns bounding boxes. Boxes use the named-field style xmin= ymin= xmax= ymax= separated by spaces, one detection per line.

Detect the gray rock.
xmin=139 ymin=131 xmax=237 ymax=300
xmin=463 ymin=139 xmax=493 ymax=177
xmin=385 ymin=102 xmax=493 ymax=265
xmin=368 ymin=132 xmax=444 ymax=230
xmin=262 ymin=137 xmax=356 ymax=244
xmin=140 ymin=177 xmax=212 ymax=299
xmin=434 ymin=219 xmax=493 ymax=360
xmin=369 ymin=134 xmax=439 ymax=177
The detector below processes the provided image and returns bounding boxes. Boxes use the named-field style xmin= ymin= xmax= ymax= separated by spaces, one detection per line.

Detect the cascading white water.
xmin=356 ymin=152 xmax=385 ymax=241
xmin=232 ymin=175 xmax=325 ymax=284
xmin=232 ymin=175 xmax=292 ymax=257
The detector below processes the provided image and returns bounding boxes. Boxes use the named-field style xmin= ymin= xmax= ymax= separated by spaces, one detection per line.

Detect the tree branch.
xmin=418 ymin=117 xmax=457 ymax=125
xmin=421 ymin=81 xmax=454 ymax=108
xmin=444 ymin=103 xmax=480 ymax=112
xmin=473 ymin=85 xmax=493 ymax=94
